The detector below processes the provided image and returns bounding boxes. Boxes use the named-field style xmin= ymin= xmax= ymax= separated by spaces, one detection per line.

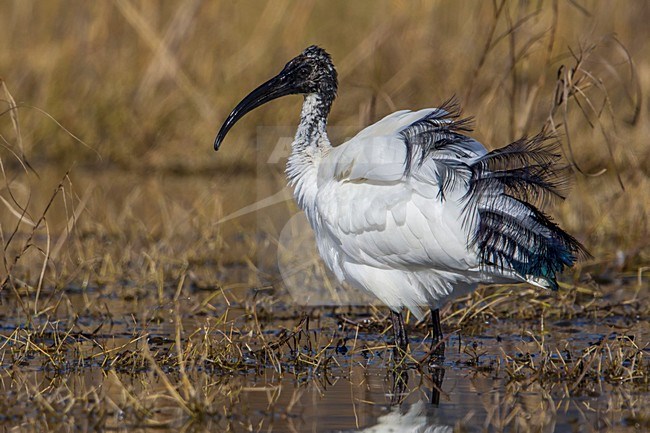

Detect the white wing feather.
xmin=311 ymin=110 xmax=512 ymax=318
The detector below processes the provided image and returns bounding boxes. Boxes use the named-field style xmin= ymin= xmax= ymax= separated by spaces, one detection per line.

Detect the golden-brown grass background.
xmin=1 ymin=0 xmax=648 ymax=297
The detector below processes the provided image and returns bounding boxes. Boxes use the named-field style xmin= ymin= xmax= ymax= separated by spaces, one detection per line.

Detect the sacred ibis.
xmin=214 ymin=46 xmax=587 ymax=356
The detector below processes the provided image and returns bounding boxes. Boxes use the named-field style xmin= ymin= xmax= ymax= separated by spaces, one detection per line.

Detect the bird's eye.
xmin=297 ymin=65 xmax=311 ymax=78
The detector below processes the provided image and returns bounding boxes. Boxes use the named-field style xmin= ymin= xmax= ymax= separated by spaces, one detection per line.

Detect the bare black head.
xmin=214 ymin=45 xmax=338 ymax=150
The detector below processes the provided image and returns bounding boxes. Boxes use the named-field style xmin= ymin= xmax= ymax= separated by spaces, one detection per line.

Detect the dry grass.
xmin=0 ymin=0 xmax=649 ymax=431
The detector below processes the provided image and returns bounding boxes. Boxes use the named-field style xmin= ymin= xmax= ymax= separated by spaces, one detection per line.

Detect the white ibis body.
xmin=214 ymin=46 xmax=587 ymax=355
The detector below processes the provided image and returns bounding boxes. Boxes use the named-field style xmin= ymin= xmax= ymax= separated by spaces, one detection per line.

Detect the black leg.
xmin=390 ymin=309 xmax=408 ymax=356
xmin=430 ymin=308 xmax=445 ymax=356
xmin=428 ymin=366 xmax=445 ymax=406
xmin=431 ymin=308 xmax=443 ymax=342
xmin=426 ymin=310 xmax=446 ymax=405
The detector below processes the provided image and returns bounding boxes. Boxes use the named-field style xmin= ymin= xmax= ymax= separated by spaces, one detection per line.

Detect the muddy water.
xmin=1 ymin=291 xmax=647 ymax=432
xmin=224 ymin=336 xmax=647 ymax=433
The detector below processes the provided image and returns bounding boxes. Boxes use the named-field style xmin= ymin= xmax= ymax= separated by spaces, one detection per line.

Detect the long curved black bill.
xmin=214 ymin=74 xmax=293 ymax=150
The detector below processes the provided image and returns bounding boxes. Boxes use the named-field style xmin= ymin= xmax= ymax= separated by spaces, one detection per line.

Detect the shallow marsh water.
xmin=1 ymin=286 xmax=648 ymax=432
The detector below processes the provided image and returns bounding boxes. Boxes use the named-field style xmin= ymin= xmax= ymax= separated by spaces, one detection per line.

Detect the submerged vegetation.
xmin=0 ymin=0 xmax=649 ymax=431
